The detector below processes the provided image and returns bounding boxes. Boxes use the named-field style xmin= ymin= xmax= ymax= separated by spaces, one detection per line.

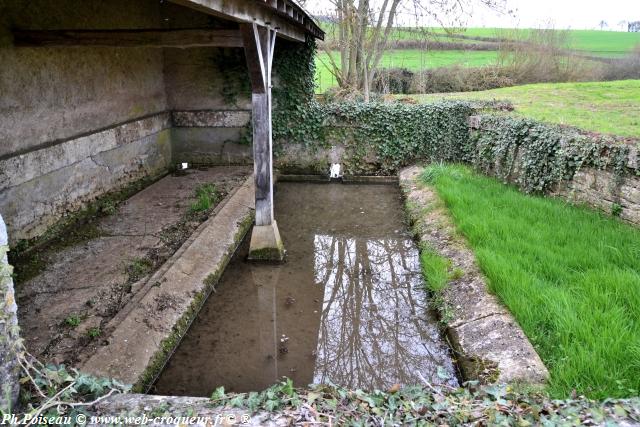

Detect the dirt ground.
xmin=14 ymin=166 xmax=250 ymax=367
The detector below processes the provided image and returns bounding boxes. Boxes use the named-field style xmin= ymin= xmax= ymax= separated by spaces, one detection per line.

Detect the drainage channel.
xmin=152 ymin=181 xmax=458 ymax=396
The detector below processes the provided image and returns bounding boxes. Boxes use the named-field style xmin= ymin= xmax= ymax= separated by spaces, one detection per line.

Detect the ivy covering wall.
xmin=466 ymin=116 xmax=635 ymax=193
xmin=272 ymin=38 xmax=475 ymax=174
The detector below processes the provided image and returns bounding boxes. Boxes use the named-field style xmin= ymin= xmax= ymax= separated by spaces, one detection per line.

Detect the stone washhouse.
xmin=0 ymin=0 xmax=324 ymax=411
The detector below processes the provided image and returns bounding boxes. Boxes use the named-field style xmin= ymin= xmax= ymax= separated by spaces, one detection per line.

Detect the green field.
xmin=315 ymin=26 xmax=640 ymax=92
xmin=410 ymin=80 xmax=640 ymax=138
xmin=371 ymin=27 xmax=640 ymax=56
xmin=431 ymin=28 xmax=638 ymax=52
xmin=321 ymin=24 xmax=640 ymax=54
xmin=315 ymin=49 xmax=500 ymax=92
xmin=422 ymin=164 xmax=640 ymax=399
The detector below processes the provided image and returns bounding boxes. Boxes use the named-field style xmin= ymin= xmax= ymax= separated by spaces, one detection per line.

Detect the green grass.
xmin=189 ymin=183 xmax=220 ymax=214
xmin=126 ymin=257 xmax=154 ymax=282
xmin=87 ymin=327 xmax=102 ymax=339
xmin=64 ymin=314 xmax=82 ymax=328
xmin=411 ymin=80 xmax=640 ymax=138
xmin=316 ymin=50 xmax=500 ymax=92
xmin=421 ymin=164 xmax=640 ymax=399
xmin=420 ymin=248 xmax=451 ymax=293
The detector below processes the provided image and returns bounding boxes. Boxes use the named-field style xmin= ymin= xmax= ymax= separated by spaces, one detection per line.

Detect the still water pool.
xmin=153 ymin=182 xmax=457 ymax=395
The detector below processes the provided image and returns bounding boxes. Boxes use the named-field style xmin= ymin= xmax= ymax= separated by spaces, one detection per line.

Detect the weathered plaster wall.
xmin=164 ymin=45 xmax=253 ymax=165
xmin=0 ymin=0 xmax=170 ymax=156
xmin=0 ymin=0 xmax=177 ymax=241
xmin=164 ymin=48 xmax=251 ymax=111
xmin=171 ymin=111 xmax=252 ymax=165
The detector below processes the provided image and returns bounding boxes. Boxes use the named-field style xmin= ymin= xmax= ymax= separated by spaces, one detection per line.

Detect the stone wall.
xmin=0 ymin=0 xmax=248 ymax=242
xmin=0 ymin=0 xmax=175 ymax=241
xmin=0 ymin=214 xmax=20 ymax=412
xmin=553 ymin=167 xmax=640 ymax=225
xmin=170 ymin=111 xmax=253 ymax=166
xmin=0 ymin=115 xmax=173 ymax=240
xmin=468 ymin=115 xmax=640 ymax=227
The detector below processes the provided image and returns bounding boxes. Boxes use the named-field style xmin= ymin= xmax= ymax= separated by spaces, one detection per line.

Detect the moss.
xmin=132 ymin=212 xmax=254 ymax=392
xmin=129 ymin=105 xmax=146 ymax=117
xmin=247 ymin=245 xmax=285 ymax=262
xmin=11 ymin=223 xmax=104 ymax=285
xmin=458 ymin=356 xmax=501 ymax=384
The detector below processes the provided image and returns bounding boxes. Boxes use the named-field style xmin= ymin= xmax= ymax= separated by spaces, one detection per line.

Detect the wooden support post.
xmin=242 ymin=23 xmax=284 ymax=261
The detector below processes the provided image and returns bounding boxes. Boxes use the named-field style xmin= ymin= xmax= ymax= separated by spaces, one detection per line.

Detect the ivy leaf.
xmin=211 ymin=386 xmax=225 ymax=401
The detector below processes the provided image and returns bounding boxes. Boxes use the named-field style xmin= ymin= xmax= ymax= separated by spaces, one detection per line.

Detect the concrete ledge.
xmin=80 ymin=176 xmax=255 ymax=390
xmin=275 ymin=174 xmax=399 ymax=184
xmin=342 ymin=175 xmax=398 ymax=185
xmin=399 ymin=165 xmax=549 ymax=385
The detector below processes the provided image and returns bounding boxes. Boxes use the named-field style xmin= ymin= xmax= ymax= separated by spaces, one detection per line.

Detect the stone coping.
xmin=399 ymin=166 xmax=549 ymax=385
xmin=88 ymin=394 xmax=286 ymax=427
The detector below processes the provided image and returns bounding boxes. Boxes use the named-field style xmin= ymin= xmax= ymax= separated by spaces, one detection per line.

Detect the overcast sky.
xmin=304 ymin=0 xmax=640 ymax=31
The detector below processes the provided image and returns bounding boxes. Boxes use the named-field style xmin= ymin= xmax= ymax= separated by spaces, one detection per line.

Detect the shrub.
xmin=601 ymin=46 xmax=640 ymax=81
xmin=372 ymin=68 xmax=415 ymax=94
xmin=413 ymin=65 xmax=515 ymax=94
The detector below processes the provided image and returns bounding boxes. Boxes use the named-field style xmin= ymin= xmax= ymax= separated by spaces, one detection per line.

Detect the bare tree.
xmin=599 ymin=20 xmax=608 ymax=30
xmin=320 ymin=0 xmax=509 ymax=100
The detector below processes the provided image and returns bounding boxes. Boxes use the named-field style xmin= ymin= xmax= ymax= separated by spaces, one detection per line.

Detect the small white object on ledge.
xmin=329 ymin=163 xmax=342 ymax=179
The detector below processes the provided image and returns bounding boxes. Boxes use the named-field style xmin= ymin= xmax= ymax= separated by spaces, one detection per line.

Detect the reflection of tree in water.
xmin=312 ymin=234 xmax=458 ymax=390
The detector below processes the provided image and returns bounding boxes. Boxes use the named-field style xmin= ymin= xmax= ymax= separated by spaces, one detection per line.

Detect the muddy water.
xmin=153 ymin=182 xmax=457 ymax=396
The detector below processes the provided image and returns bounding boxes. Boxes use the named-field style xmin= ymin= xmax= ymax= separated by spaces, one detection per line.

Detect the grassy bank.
xmin=412 ymin=80 xmax=640 ymax=138
xmin=421 ymin=164 xmax=640 ymax=399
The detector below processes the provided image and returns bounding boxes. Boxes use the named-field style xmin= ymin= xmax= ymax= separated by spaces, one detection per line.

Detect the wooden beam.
xmin=12 ymin=28 xmax=243 ymax=48
xmin=168 ymin=0 xmax=318 ymax=42
xmin=240 ymin=23 xmax=266 ymax=94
